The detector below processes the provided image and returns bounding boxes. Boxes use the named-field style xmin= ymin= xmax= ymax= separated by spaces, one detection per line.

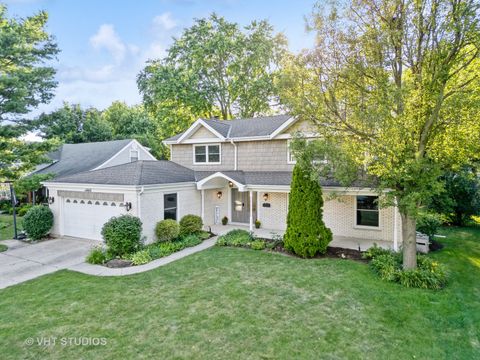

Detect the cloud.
xmin=89 ymin=24 xmax=127 ymax=63
xmin=152 ymin=12 xmax=177 ymax=31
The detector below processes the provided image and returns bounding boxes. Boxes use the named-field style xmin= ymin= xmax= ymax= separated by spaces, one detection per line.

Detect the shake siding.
xmin=170 ymin=143 xmax=236 ymax=171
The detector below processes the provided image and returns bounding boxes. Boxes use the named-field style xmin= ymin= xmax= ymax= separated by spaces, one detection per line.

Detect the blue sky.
xmin=4 ymin=0 xmax=317 ymax=115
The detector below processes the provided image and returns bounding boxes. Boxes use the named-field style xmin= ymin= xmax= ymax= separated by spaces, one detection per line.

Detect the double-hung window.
xmin=356 ymin=196 xmax=379 ymax=227
xmin=194 ymin=144 xmax=221 ymax=164
xmin=164 ymin=193 xmax=177 ymax=220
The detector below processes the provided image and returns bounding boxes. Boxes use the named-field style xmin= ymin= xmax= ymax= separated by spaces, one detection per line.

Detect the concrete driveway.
xmin=0 ymin=237 xmax=100 ymax=290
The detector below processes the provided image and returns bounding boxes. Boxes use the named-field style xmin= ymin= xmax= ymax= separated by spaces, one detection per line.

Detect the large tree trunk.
xmin=400 ymin=212 xmax=417 ymax=269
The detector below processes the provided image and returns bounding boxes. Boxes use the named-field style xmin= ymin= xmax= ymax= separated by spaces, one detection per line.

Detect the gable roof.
xmin=34 ymin=139 xmax=134 ymax=178
xmin=164 ymin=114 xmax=294 ymax=143
xmin=46 ymin=160 xmax=196 ymax=186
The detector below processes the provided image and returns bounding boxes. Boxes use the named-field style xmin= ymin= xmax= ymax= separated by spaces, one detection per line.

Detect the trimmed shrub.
xmin=284 ymin=164 xmax=332 ymax=257
xmin=23 ymin=205 xmax=54 ymax=240
xmin=86 ymin=247 xmax=106 ymax=265
xmin=155 ymin=219 xmax=180 ymax=242
xmin=216 ymin=229 xmax=252 ymax=247
xmin=101 ymin=215 xmax=143 ymax=257
xmin=417 ymin=213 xmax=442 ymax=240
xmin=255 ymin=219 xmax=261 ymax=229
xmin=130 ymin=250 xmax=152 ymax=265
xmin=179 ymin=214 xmax=203 ymax=236
xmin=251 ymin=240 xmax=266 ymax=250
xmin=222 ymin=216 xmax=228 ymax=225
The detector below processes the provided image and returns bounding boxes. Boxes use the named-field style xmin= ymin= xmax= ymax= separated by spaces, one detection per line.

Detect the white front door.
xmin=62 ymin=198 xmax=124 ymax=240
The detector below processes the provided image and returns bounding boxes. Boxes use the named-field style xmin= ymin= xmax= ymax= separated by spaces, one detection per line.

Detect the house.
xmin=43 ymin=115 xmax=402 ymax=250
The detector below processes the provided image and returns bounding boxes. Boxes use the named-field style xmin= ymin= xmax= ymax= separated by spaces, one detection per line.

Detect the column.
xmin=249 ymin=191 xmax=253 ymax=231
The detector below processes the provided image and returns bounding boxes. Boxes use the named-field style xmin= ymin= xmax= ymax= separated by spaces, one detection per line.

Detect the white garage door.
xmin=63 ymin=198 xmax=125 ymax=240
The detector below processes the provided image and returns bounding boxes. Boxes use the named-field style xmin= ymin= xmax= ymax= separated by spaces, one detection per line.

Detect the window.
xmin=194 ymin=144 xmax=221 ymax=164
xmin=356 ymin=196 xmax=379 ymax=227
xmin=287 ymin=139 xmax=327 ymax=164
xmin=164 ymin=193 xmax=177 ymax=220
xmin=130 ymin=150 xmax=139 ymax=162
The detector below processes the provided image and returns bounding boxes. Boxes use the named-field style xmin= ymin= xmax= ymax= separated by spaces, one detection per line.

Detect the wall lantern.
xmin=263 ymin=193 xmax=269 ymax=202
xmin=217 ymin=191 xmax=223 ymax=199
xmin=47 ymin=196 xmax=55 ymax=204
xmin=125 ymin=202 xmax=132 ymax=212
xmin=228 ymin=181 xmax=234 ymax=188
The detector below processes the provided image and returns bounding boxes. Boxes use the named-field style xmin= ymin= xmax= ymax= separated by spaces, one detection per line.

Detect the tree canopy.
xmin=0 ymin=5 xmax=59 ymax=181
xmin=279 ymin=0 xmax=480 ymax=268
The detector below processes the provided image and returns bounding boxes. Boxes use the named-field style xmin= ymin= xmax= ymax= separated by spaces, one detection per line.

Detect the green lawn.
xmin=0 ymin=214 xmax=23 ymax=241
xmin=0 ymin=227 xmax=479 ymax=359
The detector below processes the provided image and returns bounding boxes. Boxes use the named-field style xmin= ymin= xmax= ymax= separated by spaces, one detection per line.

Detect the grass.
xmin=0 ymin=214 xmax=23 ymax=241
xmin=0 ymin=227 xmax=479 ymax=359
xmin=0 ymin=243 xmax=7 ymax=252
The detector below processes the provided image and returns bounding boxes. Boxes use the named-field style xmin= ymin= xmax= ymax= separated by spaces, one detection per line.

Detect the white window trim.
xmin=130 ymin=149 xmax=139 ymax=162
xmin=193 ymin=143 xmax=222 ymax=165
xmin=354 ymin=195 xmax=382 ymax=230
xmin=287 ymin=139 xmax=327 ymax=165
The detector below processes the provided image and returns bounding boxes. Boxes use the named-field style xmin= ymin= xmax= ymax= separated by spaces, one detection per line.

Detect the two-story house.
xmin=44 ymin=115 xmax=402 ymax=250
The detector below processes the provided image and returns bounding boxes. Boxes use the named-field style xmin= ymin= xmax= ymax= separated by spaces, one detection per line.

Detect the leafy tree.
xmin=33 ymin=102 xmax=113 ymax=143
xmin=0 ymin=5 xmax=59 ymax=181
xmin=430 ymin=167 xmax=480 ymax=226
xmin=137 ymin=13 xmax=287 ymax=142
xmin=284 ymin=155 xmax=332 ymax=258
xmin=278 ymin=0 xmax=480 ymax=268
xmin=14 ymin=173 xmax=54 ymax=202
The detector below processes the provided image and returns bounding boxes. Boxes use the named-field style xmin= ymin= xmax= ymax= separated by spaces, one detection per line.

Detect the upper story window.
xmin=130 ymin=150 xmax=139 ymax=162
xmin=194 ymin=144 xmax=221 ymax=164
xmin=287 ymin=139 xmax=326 ymax=164
xmin=356 ymin=196 xmax=379 ymax=227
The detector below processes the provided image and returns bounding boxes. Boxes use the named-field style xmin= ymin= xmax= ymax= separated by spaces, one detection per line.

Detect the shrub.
xmin=417 ymin=213 xmax=442 ymax=240
xmin=179 ymin=214 xmax=203 ymax=236
xmin=86 ymin=247 xmax=106 ymax=265
xmin=362 ymin=244 xmax=392 ymax=260
xmin=198 ymin=231 xmax=211 ymax=240
xmin=179 ymin=234 xmax=202 ymax=247
xmin=251 ymin=240 xmax=266 ymax=250
xmin=101 ymin=215 xmax=143 ymax=257
xmin=222 ymin=216 xmax=228 ymax=225
xmin=23 ymin=205 xmax=54 ymax=240
xmin=255 ymin=219 xmax=261 ymax=229
xmin=17 ymin=204 xmax=33 ymax=217
xmin=366 ymin=249 xmax=447 ymax=290
xmin=216 ymin=229 xmax=252 ymax=247
xmin=130 ymin=250 xmax=152 ymax=265
xmin=284 ymin=164 xmax=332 ymax=257
xmin=155 ymin=219 xmax=180 ymax=242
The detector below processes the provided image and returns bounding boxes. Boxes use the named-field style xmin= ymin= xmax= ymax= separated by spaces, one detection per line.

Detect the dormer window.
xmin=194 ymin=144 xmax=221 ymax=164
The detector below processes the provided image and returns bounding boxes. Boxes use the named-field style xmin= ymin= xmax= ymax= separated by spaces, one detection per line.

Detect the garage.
xmin=62 ymin=197 xmax=125 ymax=240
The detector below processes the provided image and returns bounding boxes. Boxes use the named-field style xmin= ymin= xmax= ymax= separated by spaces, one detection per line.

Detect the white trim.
xmin=287 ymin=139 xmax=296 ymax=164
xmin=177 ymin=119 xmax=226 ymax=143
xmin=354 ymin=195 xmax=381 ymax=229
xmin=269 ymin=116 xmax=297 ymax=138
xmin=201 ymin=189 xmax=205 ymax=224
xmin=92 ymin=140 xmax=156 ymax=170
xmin=193 ymin=143 xmax=222 ymax=165
xmin=196 ymin=172 xmax=246 ymax=191
xmin=42 ymin=181 xmax=196 ymax=192
xmin=249 ymin=191 xmax=253 ymax=231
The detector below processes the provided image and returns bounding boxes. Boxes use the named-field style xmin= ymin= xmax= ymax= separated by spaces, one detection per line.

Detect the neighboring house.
xmin=43 ymin=116 xmax=403 ymax=251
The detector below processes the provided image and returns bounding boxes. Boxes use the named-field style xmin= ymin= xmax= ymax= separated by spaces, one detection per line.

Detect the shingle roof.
xmin=47 ymin=160 xmax=195 ymax=186
xmin=163 ymin=114 xmax=292 ymax=142
xmin=34 ymin=139 xmax=133 ymax=178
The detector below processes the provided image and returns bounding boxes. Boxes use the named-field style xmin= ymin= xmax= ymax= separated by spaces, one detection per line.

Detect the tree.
xmin=430 ymin=166 xmax=480 ymax=226
xmin=0 ymin=5 xmax=59 ymax=181
xmin=137 ymin=13 xmax=287 ymax=142
xmin=33 ymin=102 xmax=113 ymax=143
xmin=278 ymin=0 xmax=480 ymax=268
xmin=284 ymin=144 xmax=332 ymax=258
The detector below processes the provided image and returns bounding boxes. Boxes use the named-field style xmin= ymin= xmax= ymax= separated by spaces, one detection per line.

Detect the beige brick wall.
xmin=258 ymin=192 xmax=288 ymax=230
xmin=203 ymin=187 xmax=229 ymax=225
xmin=140 ymin=187 xmax=201 ymax=243
xmin=170 ymin=143 xmax=236 ymax=171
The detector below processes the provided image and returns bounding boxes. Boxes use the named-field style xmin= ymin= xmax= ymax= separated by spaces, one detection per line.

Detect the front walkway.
xmin=209 ymin=224 xmax=393 ymax=251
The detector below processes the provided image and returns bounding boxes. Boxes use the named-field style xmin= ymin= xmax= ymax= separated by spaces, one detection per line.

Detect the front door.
xmin=231 ymin=189 xmax=256 ymax=223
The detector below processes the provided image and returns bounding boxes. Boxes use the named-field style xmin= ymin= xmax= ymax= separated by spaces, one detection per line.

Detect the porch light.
xmin=125 ymin=202 xmax=132 ymax=211
xmin=47 ymin=196 xmax=55 ymax=204
xmin=228 ymin=181 xmax=234 ymax=188
xmin=217 ymin=191 xmax=223 ymax=199
xmin=263 ymin=193 xmax=269 ymax=201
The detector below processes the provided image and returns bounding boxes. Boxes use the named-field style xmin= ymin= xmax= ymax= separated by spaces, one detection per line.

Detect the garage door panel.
xmin=63 ymin=199 xmax=124 ymax=240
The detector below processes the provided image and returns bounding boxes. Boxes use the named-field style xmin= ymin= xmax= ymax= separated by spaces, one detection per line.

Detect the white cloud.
xmin=152 ymin=12 xmax=177 ymax=31
xmin=89 ymin=24 xmax=127 ymax=63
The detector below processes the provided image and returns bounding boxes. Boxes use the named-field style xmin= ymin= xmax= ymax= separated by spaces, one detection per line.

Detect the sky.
xmin=4 ymin=0 xmax=317 ymax=116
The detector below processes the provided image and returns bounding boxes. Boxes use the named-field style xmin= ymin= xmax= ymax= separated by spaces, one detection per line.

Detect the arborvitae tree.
xmin=284 ymin=163 xmax=332 ymax=258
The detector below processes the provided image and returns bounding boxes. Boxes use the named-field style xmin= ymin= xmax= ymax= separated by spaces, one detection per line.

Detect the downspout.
xmin=136 ymin=186 xmax=144 ymax=218
xmin=229 ymin=139 xmax=237 ymax=170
